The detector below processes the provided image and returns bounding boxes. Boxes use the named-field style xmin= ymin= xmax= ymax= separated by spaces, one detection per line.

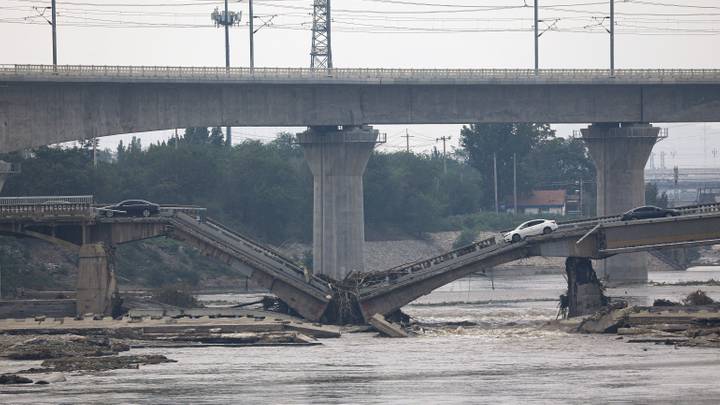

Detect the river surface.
xmin=2 ymin=269 xmax=720 ymax=404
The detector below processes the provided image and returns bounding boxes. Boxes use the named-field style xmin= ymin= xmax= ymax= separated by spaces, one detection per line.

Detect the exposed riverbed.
xmin=2 ymin=268 xmax=720 ymax=404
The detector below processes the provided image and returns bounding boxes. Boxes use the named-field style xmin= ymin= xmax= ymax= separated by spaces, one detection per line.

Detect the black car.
xmin=620 ymin=205 xmax=680 ymax=221
xmin=102 ymin=199 xmax=160 ymax=218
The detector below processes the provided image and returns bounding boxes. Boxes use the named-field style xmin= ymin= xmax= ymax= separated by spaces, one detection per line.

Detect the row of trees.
xmin=460 ymin=123 xmax=596 ymax=210
xmin=2 ymin=124 xmax=598 ymax=242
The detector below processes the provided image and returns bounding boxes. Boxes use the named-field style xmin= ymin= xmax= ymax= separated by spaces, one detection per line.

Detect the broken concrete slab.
xmin=578 ymin=306 xmax=634 ymax=334
xmin=369 ymin=314 xmax=408 ymax=338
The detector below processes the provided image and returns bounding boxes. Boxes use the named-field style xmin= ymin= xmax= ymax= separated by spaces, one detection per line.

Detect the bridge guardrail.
xmin=364 ymin=201 xmax=720 ymax=290
xmin=159 ymin=205 xmax=207 ymax=221
xmin=184 ymin=216 xmax=328 ymax=292
xmin=553 ymin=201 xmax=720 ymax=230
xmin=3 ymin=64 xmax=720 ymax=84
xmin=0 ymin=195 xmax=94 ymax=219
xmin=354 ymin=235 xmax=498 ymax=288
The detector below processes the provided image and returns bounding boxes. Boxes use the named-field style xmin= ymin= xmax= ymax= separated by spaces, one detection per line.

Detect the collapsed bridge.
xmin=2 ymin=196 xmax=720 ymax=323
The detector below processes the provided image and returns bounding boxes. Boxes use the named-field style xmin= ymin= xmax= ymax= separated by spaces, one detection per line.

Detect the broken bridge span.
xmin=3 ymin=197 xmax=720 ymax=323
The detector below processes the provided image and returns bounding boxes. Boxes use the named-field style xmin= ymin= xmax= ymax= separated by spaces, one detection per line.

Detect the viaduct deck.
xmin=3 ymin=65 xmax=720 ymax=153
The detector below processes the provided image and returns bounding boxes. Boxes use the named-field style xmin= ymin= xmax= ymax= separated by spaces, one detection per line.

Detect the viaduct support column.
xmin=581 ymin=123 xmax=659 ymax=286
xmin=297 ymin=125 xmax=379 ymax=281
xmin=76 ymin=243 xmax=118 ymax=316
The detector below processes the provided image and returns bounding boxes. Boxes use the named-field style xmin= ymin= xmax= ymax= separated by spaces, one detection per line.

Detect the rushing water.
xmin=2 ymin=269 xmax=720 ymax=404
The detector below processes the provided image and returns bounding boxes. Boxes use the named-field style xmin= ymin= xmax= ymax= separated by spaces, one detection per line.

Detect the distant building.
xmin=509 ymin=189 xmax=567 ymax=216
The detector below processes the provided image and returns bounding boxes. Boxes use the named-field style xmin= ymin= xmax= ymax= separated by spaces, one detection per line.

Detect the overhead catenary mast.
xmin=310 ymin=0 xmax=332 ymax=68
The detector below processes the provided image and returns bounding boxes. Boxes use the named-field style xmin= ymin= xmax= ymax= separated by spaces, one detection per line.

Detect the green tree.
xmin=460 ymin=123 xmax=554 ymax=208
xmin=524 ymin=136 xmax=595 ymax=188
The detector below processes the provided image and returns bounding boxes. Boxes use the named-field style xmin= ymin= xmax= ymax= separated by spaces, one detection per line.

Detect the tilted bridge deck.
xmin=353 ymin=202 xmax=720 ymax=320
xmin=0 ymin=202 xmax=333 ymax=321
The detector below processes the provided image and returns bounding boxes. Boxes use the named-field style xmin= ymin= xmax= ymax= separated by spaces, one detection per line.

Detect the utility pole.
xmin=610 ymin=0 xmax=615 ymax=76
xmin=211 ymin=3 xmax=241 ymax=147
xmin=513 ymin=153 xmax=517 ymax=215
xmin=92 ymin=138 xmax=97 ymax=167
xmin=436 ymin=136 xmax=451 ymax=174
xmin=402 ymin=129 xmax=414 ymax=153
xmin=493 ymin=152 xmax=499 ymax=214
xmin=223 ymin=0 xmax=231 ymax=147
xmin=51 ymin=0 xmax=57 ymax=67
xmin=249 ymin=0 xmax=254 ymax=70
xmin=579 ymin=179 xmax=584 ymax=216
xmin=224 ymin=0 xmax=230 ymax=68
xmin=327 ymin=0 xmax=332 ymax=68
xmin=534 ymin=0 xmax=539 ymax=74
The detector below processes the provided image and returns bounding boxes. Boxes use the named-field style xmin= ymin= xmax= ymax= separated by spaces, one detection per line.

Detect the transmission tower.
xmin=310 ymin=0 xmax=332 ymax=68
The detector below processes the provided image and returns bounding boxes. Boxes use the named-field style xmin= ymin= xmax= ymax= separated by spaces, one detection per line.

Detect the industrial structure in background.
xmin=646 ymin=167 xmax=720 ymax=207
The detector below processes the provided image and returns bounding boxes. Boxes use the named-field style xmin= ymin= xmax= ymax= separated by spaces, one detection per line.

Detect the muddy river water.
xmin=2 ymin=269 xmax=720 ymax=404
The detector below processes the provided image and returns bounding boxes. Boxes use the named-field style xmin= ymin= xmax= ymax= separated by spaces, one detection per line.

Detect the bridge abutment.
xmin=297 ymin=125 xmax=379 ymax=280
xmin=582 ymin=122 xmax=659 ymax=286
xmin=76 ymin=243 xmax=118 ymax=316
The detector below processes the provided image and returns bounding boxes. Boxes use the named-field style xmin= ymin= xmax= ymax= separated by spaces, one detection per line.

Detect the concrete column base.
xmin=582 ymin=123 xmax=659 ymax=286
xmin=566 ymin=257 xmax=607 ymax=317
xmin=297 ymin=125 xmax=379 ymax=280
xmin=76 ymin=243 xmax=118 ymax=316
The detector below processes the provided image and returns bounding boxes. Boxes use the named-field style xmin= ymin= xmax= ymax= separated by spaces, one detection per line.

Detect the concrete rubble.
xmin=369 ymin=314 xmax=409 ymax=338
xmin=0 ymin=310 xmax=342 ymax=384
xmin=577 ymin=291 xmax=720 ymax=348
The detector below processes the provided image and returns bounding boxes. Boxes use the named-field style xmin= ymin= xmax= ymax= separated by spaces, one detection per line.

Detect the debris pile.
xmin=578 ymin=290 xmax=720 ymax=348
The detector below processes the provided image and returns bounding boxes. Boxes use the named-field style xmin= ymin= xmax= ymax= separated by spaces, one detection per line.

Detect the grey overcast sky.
xmin=2 ymin=0 xmax=720 ymax=167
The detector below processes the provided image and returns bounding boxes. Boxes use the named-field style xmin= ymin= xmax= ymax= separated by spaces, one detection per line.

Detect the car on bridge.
xmin=620 ymin=205 xmax=680 ymax=221
xmin=503 ymin=219 xmax=558 ymax=243
xmin=100 ymin=199 xmax=160 ymax=218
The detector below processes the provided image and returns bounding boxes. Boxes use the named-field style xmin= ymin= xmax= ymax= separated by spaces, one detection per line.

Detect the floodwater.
xmin=3 ymin=269 xmax=720 ymax=404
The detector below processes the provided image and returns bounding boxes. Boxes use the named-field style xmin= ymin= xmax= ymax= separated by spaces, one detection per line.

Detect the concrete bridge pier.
xmin=581 ymin=123 xmax=659 ymax=286
xmin=565 ymin=257 xmax=607 ymax=317
xmin=76 ymin=243 xmax=118 ymax=316
xmin=297 ymin=125 xmax=379 ymax=281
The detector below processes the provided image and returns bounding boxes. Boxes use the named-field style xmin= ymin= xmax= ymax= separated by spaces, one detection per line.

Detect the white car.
xmin=503 ymin=219 xmax=558 ymax=243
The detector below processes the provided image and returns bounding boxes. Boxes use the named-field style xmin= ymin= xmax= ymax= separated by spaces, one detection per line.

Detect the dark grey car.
xmin=103 ymin=199 xmax=160 ymax=218
xmin=621 ymin=205 xmax=680 ymax=221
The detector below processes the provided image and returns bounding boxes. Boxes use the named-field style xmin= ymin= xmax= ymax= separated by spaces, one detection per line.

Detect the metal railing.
xmin=354 ymin=235 xmax=498 ymax=288
xmin=0 ymin=195 xmax=94 ymax=218
xmin=3 ymin=64 xmax=720 ymax=84
xmin=0 ymin=195 xmax=93 ymax=206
